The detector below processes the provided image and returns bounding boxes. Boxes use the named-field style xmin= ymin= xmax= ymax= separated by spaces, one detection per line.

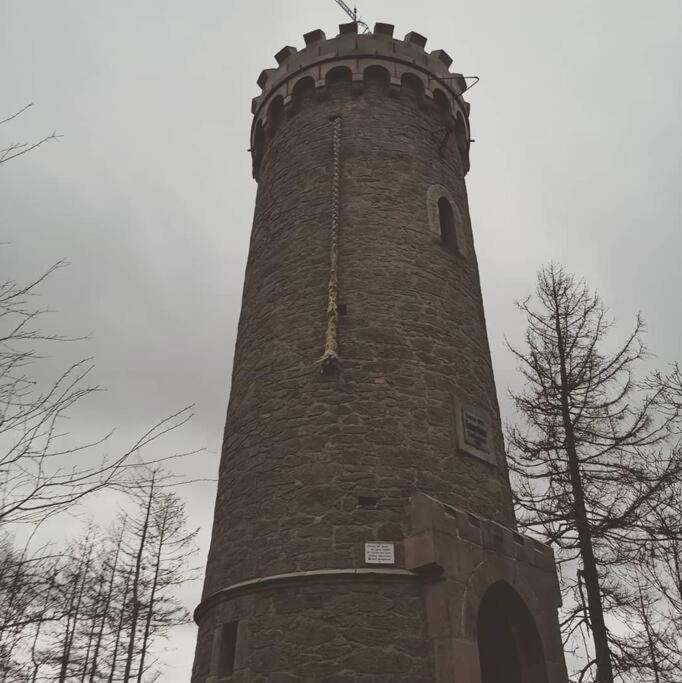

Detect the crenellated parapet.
xmin=250 ymin=21 xmax=472 ymax=178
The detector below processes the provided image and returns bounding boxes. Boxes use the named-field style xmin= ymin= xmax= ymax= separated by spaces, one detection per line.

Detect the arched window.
xmin=363 ymin=64 xmax=390 ymax=93
xmin=438 ymin=197 xmax=456 ymax=249
xmin=324 ymin=66 xmax=353 ymax=98
xmin=426 ymin=185 xmax=467 ymax=256
xmin=266 ymin=96 xmax=284 ymax=134
xmin=325 ymin=66 xmax=352 ymax=86
xmin=401 ymin=72 xmax=424 ymax=102
xmin=291 ymin=76 xmax=315 ymax=111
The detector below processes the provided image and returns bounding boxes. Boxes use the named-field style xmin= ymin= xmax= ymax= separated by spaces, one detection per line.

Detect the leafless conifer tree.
xmin=119 ymin=470 xmax=198 ymax=681
xmin=507 ymin=264 xmax=682 ymax=682
xmin=0 ymin=104 xmax=203 ymax=682
xmin=0 ymin=253 xmax=194 ymax=527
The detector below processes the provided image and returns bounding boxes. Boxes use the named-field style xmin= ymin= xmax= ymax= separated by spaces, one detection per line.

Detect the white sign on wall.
xmin=364 ymin=542 xmax=395 ymax=565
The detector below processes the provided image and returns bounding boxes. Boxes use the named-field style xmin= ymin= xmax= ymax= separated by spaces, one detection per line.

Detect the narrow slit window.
xmin=438 ymin=197 xmax=456 ymax=249
xmin=217 ymin=621 xmax=239 ymax=676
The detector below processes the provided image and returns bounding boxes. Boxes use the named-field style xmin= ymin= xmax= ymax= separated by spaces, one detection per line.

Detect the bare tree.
xmin=136 ymin=488 xmax=198 ymax=681
xmin=56 ymin=533 xmax=95 ymax=682
xmin=639 ymin=479 xmax=682 ymax=671
xmin=0 ymin=479 xmax=198 ymax=682
xmin=0 ymin=255 xmax=194 ymax=527
xmin=1 ymin=102 xmax=194 ymax=526
xmin=625 ymin=577 xmax=678 ymax=682
xmin=0 ymin=258 xmax=195 ymax=681
xmin=107 ymin=564 xmax=133 ymax=683
xmin=507 ymin=264 xmax=682 ymax=682
xmin=1 ymin=100 xmax=202 ymax=682
xmin=119 ymin=471 xmax=198 ymax=682
xmin=0 ymin=532 xmax=65 ymax=682
xmin=121 ymin=473 xmax=157 ymax=682
xmin=87 ymin=517 xmax=127 ymax=682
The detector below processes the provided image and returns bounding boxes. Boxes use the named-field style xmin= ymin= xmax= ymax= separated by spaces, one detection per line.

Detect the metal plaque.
xmin=462 ymin=408 xmax=490 ymax=453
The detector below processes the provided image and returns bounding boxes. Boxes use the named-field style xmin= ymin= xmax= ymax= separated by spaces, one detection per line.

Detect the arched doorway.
xmin=477 ymin=581 xmax=549 ymax=683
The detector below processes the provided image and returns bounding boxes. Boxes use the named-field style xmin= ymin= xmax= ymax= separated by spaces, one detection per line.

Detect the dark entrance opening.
xmin=477 ymin=581 xmax=549 ymax=683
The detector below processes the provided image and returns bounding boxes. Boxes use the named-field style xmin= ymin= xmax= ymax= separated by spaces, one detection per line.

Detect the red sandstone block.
xmin=404 ymin=530 xmax=440 ymax=574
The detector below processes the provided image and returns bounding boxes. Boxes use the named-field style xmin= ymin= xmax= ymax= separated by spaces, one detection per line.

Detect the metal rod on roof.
xmin=331 ymin=0 xmax=370 ymax=32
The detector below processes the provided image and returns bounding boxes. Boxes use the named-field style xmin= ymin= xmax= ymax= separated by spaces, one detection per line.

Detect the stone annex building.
xmin=193 ymin=21 xmax=569 ymax=683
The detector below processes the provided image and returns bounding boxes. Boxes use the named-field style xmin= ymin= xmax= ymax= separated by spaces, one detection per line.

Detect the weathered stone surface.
xmin=403 ymin=494 xmax=568 ymax=682
xmin=201 ymin=52 xmax=515 ymax=612
xmin=194 ymin=581 xmax=431 ymax=681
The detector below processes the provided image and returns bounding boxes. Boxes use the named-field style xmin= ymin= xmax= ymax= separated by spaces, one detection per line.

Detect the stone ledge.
xmin=195 ymin=567 xmax=418 ymax=623
xmin=407 ymin=492 xmax=557 ymax=573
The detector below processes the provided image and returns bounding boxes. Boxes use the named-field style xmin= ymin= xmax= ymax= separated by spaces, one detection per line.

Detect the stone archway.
xmin=477 ymin=581 xmax=549 ymax=683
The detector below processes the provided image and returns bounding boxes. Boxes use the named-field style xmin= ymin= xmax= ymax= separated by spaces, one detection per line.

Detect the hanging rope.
xmin=318 ymin=115 xmax=342 ymax=373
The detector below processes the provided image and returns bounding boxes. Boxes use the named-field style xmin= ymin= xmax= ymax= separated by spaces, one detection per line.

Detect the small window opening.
xmin=433 ymin=89 xmax=451 ymax=119
xmin=401 ymin=72 xmax=424 ymax=101
xmin=217 ymin=621 xmax=238 ymax=676
xmin=357 ymin=496 xmax=379 ymax=509
xmin=266 ymin=97 xmax=284 ymax=135
xmin=291 ymin=77 xmax=315 ymax=111
xmin=454 ymin=113 xmax=468 ymax=162
xmin=438 ymin=197 xmax=457 ymax=249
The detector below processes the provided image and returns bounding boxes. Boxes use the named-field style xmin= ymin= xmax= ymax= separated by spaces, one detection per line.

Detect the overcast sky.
xmin=2 ymin=1 xmax=681 ymax=679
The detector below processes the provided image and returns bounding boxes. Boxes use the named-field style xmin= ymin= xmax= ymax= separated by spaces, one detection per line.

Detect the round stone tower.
xmin=193 ymin=22 xmax=568 ymax=683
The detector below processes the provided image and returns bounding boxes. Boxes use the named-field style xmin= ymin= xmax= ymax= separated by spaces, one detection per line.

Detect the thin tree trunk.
xmin=638 ymin=583 xmax=661 ymax=683
xmin=59 ymin=545 xmax=93 ymax=683
xmin=136 ymin=508 xmax=167 ymax=683
xmin=0 ymin=554 xmax=25 ymax=678
xmin=81 ymin=573 xmax=105 ymax=682
xmin=0 ymin=545 xmax=29 ymax=640
xmin=554 ymin=289 xmax=614 ymax=683
xmin=90 ymin=518 xmax=126 ymax=683
xmin=29 ymin=586 xmax=52 ymax=683
xmin=122 ymin=474 xmax=155 ymax=681
xmin=30 ymin=618 xmax=42 ymax=683
xmin=108 ymin=567 xmax=132 ymax=683
xmin=58 ymin=567 xmax=81 ymax=682
xmin=672 ymin=541 xmax=682 ymax=613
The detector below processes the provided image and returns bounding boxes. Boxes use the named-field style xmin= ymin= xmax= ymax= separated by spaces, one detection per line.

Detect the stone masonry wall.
xmin=193 ymin=578 xmax=431 ymax=681
xmin=192 ymin=26 xmax=570 ymax=682
xmin=201 ymin=72 xmax=515 ymax=602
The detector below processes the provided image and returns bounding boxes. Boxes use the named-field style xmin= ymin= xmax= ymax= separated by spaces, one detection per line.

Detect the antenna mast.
xmin=331 ymin=0 xmax=370 ymax=33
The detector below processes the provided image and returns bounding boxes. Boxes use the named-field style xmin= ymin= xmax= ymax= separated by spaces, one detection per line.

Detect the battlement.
xmin=250 ymin=22 xmax=472 ymax=171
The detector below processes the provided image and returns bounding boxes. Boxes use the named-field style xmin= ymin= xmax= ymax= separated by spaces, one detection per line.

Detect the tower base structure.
xmin=194 ymin=492 xmax=567 ymax=682
xmin=404 ymin=493 xmax=567 ymax=682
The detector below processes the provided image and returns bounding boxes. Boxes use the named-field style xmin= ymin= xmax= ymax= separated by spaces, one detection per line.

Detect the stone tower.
xmin=193 ymin=22 xmax=568 ymax=682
